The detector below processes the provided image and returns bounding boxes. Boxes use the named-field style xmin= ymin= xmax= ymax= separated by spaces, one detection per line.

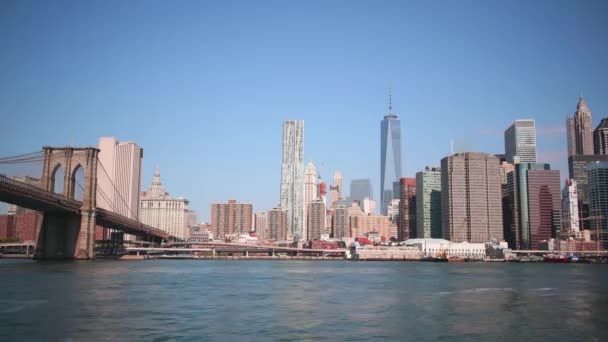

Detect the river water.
xmin=0 ymin=259 xmax=607 ymax=341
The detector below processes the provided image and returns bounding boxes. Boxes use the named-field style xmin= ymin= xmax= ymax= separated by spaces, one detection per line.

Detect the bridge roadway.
xmin=163 ymin=242 xmax=347 ymax=255
xmin=512 ymin=250 xmax=608 ymax=256
xmin=0 ymin=174 xmax=169 ymax=240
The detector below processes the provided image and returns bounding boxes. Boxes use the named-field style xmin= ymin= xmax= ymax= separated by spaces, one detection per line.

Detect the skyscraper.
xmin=505 ymin=120 xmax=537 ymax=163
xmin=416 ymin=167 xmax=442 ymax=239
xmin=380 ymin=92 xmax=403 ymax=215
xmin=304 ymin=161 xmax=317 ymax=207
xmin=441 ymin=153 xmax=503 ymax=243
xmin=588 ymin=161 xmax=608 ymax=248
xmin=329 ymin=170 xmax=343 ymax=208
xmin=567 ymin=96 xmax=594 ymax=156
xmin=280 ymin=120 xmax=305 ymax=241
xmin=350 ymin=179 xmax=373 ymax=205
xmin=562 ymin=179 xmax=580 ymax=233
xmin=398 ymin=178 xmax=416 ymax=241
xmin=97 ymin=137 xmax=143 ymax=220
xmin=594 ymin=118 xmax=608 ymax=155
xmin=505 ymin=163 xmax=561 ymax=250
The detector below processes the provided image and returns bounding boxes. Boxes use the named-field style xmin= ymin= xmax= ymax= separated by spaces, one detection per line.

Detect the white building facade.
xmin=97 ymin=137 xmax=143 ymax=220
xmin=562 ymin=179 xmax=580 ymax=232
xmin=280 ymin=120 xmax=305 ymax=241
xmin=139 ymin=167 xmax=190 ymax=240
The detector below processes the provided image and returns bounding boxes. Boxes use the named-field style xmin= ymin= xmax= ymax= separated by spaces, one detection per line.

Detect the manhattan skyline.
xmin=1 ymin=0 xmax=608 ymax=220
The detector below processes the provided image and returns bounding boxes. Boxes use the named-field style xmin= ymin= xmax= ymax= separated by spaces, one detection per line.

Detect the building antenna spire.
xmin=388 ymin=86 xmax=392 ymax=114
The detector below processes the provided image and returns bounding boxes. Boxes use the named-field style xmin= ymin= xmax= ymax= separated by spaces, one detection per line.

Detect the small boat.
xmin=448 ymin=256 xmax=466 ymax=263
xmin=543 ymin=254 xmax=569 ymax=263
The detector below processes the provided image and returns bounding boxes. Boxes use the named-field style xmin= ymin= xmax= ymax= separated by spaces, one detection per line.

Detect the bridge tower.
xmin=34 ymin=147 xmax=99 ymax=259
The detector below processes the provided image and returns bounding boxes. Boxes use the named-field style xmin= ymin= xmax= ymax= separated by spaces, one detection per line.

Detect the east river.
xmin=1 ymin=259 xmax=607 ymax=341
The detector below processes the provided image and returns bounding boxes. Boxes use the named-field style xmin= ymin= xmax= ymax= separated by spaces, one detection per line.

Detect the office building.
xmin=499 ymin=161 xmax=515 ymax=186
xmin=210 ymin=200 xmax=253 ymax=239
xmin=97 ymin=137 xmax=143 ymax=220
xmin=568 ymin=155 xmax=608 ymax=206
xmin=380 ymin=92 xmax=403 ymax=215
xmin=416 ymin=167 xmax=442 ymax=239
xmin=594 ymin=118 xmax=608 ymax=155
xmin=567 ymin=96 xmax=594 ymax=156
xmin=268 ymin=207 xmax=288 ymax=241
xmin=504 ymin=120 xmax=537 ymax=164
xmin=441 ymin=153 xmax=503 ymax=243
xmin=398 ymin=178 xmax=416 ymax=241
xmin=280 ymin=120 xmax=305 ymax=241
xmin=329 ymin=170 xmax=343 ymax=208
xmin=140 ymin=167 xmax=190 ymax=240
xmin=562 ymin=179 xmax=580 ymax=232
xmin=350 ymin=179 xmax=373 ymax=205
xmin=588 ymin=161 xmax=608 ymax=248
xmin=505 ymin=163 xmax=561 ymax=250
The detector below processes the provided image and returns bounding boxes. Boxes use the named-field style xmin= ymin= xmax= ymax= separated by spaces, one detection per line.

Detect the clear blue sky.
xmin=1 ymin=0 xmax=607 ymax=221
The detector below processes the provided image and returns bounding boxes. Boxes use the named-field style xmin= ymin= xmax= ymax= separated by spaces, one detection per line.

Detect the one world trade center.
xmin=380 ymin=92 xmax=402 ymax=215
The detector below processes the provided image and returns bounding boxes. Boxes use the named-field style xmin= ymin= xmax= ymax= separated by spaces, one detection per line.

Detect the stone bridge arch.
xmin=35 ymin=146 xmax=100 ymax=259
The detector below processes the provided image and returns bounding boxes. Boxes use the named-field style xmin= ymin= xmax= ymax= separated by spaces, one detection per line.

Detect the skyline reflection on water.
xmin=1 ymin=259 xmax=607 ymax=341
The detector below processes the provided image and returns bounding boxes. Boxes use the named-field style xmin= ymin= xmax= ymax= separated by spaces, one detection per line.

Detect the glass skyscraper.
xmin=350 ymin=178 xmax=373 ymax=204
xmin=380 ymin=96 xmax=402 ymax=215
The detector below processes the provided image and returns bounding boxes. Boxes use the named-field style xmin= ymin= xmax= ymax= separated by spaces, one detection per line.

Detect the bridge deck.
xmin=0 ymin=175 xmax=168 ymax=240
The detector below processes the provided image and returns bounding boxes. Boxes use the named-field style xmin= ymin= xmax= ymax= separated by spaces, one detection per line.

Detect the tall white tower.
xmin=280 ymin=120 xmax=305 ymax=241
xmin=329 ymin=170 xmax=343 ymax=207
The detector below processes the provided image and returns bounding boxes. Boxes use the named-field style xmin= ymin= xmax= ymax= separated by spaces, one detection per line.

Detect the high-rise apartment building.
xmin=254 ymin=212 xmax=267 ymax=239
xmin=505 ymin=120 xmax=537 ymax=164
xmin=505 ymin=163 xmax=561 ymax=250
xmin=562 ymin=179 xmax=580 ymax=232
xmin=441 ymin=153 xmax=503 ymax=243
xmin=350 ymin=214 xmax=391 ymax=240
xmin=329 ymin=171 xmax=343 ymax=208
xmin=350 ymin=179 xmax=373 ymax=206
xmin=567 ymin=96 xmax=594 ymax=156
xmin=268 ymin=207 xmax=288 ymax=241
xmin=594 ymin=118 xmax=608 ymax=155
xmin=588 ymin=162 xmax=608 ymax=248
xmin=307 ymin=199 xmax=326 ymax=241
xmin=280 ymin=120 xmax=305 ymax=241
xmin=398 ymin=178 xmax=416 ymax=241
xmin=97 ymin=137 xmax=143 ymax=221
xmin=140 ymin=167 xmax=190 ymax=240
xmin=210 ymin=200 xmax=253 ymax=239
xmin=416 ymin=167 xmax=442 ymax=239
xmin=332 ymin=204 xmax=350 ymax=239
xmin=380 ymin=93 xmax=402 ymax=215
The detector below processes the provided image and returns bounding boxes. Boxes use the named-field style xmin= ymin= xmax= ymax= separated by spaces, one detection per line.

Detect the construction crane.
xmin=451 ymin=217 xmax=468 ymax=242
